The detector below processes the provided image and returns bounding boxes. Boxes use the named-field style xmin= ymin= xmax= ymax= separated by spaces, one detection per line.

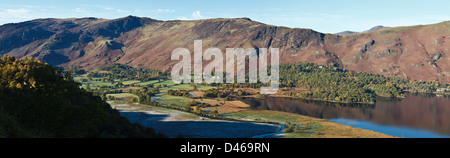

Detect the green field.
xmin=77 ymin=76 xmax=214 ymax=91
xmin=226 ymin=111 xmax=299 ymax=124
xmin=135 ymin=80 xmax=160 ymax=86
xmin=106 ymin=93 xmax=139 ymax=99
xmin=122 ymin=80 xmax=141 ymax=86
xmin=154 ymin=80 xmax=177 ymax=87
xmin=158 ymin=95 xmax=192 ymax=108
xmin=225 ymin=110 xmax=324 ymax=138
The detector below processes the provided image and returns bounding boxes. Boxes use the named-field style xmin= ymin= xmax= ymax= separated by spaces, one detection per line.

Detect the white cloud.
xmin=1 ymin=8 xmax=32 ymax=17
xmin=176 ymin=11 xmax=208 ymax=20
xmin=0 ymin=8 xmax=36 ymax=23
xmin=84 ymin=5 xmax=113 ymax=11
xmin=191 ymin=11 xmax=206 ymax=19
xmin=150 ymin=9 xmax=175 ymax=14
xmin=176 ymin=16 xmax=190 ymax=20
xmin=103 ymin=7 xmax=114 ymax=10
xmin=116 ymin=9 xmax=130 ymax=13
xmin=72 ymin=8 xmax=89 ymax=13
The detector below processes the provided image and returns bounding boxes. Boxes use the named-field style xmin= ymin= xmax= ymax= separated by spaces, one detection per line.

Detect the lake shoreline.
xmin=109 ymin=100 xmax=396 ymax=138
xmin=110 ymin=101 xmax=284 ymax=138
xmin=239 ymin=92 xmax=450 ymax=138
xmin=240 ymin=94 xmax=377 ymax=105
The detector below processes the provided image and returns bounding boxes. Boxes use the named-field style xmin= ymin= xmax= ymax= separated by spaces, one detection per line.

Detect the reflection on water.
xmin=330 ymin=118 xmax=450 ymax=138
xmin=241 ymin=93 xmax=450 ymax=138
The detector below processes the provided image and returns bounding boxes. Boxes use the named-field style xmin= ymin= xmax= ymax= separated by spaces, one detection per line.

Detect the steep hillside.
xmin=0 ymin=16 xmax=449 ymax=82
xmin=0 ymin=55 xmax=166 ymax=138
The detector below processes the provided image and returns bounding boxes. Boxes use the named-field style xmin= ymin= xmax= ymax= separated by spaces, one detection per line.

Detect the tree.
xmin=193 ymin=106 xmax=203 ymax=115
xmin=209 ymin=110 xmax=219 ymax=118
xmin=131 ymin=97 xmax=138 ymax=103
xmin=192 ymin=84 xmax=198 ymax=91
xmin=184 ymin=104 xmax=192 ymax=112
xmin=86 ymin=83 xmax=91 ymax=91
xmin=255 ymin=94 xmax=265 ymax=100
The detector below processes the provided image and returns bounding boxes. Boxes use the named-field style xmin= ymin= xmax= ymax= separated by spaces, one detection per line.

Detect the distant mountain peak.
xmin=335 ymin=31 xmax=358 ymax=35
xmin=335 ymin=25 xmax=390 ymax=35
xmin=364 ymin=25 xmax=389 ymax=32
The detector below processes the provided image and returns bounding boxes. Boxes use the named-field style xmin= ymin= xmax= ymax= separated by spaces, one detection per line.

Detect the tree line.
xmin=278 ymin=62 xmax=448 ymax=103
xmin=87 ymin=63 xmax=167 ymax=81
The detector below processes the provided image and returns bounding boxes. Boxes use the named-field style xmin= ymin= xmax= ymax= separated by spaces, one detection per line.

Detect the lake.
xmin=241 ymin=93 xmax=450 ymax=138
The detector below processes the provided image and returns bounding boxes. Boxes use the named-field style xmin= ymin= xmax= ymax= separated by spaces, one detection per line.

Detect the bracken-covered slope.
xmin=1 ymin=16 xmax=449 ymax=82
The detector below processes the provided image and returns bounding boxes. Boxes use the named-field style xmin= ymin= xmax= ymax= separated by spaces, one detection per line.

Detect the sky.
xmin=0 ymin=0 xmax=450 ymax=33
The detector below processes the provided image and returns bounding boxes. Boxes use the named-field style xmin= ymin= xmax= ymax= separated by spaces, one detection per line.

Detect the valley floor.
xmin=78 ymin=75 xmax=396 ymax=138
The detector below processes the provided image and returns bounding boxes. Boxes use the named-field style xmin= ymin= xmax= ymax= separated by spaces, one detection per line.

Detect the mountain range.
xmin=1 ymin=16 xmax=449 ymax=82
xmin=335 ymin=25 xmax=390 ymax=35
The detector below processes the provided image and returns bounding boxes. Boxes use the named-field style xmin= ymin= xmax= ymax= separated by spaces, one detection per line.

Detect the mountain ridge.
xmin=335 ymin=25 xmax=390 ymax=35
xmin=1 ymin=16 xmax=450 ymax=83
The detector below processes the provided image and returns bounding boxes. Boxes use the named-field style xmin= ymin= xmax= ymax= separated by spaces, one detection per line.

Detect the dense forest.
xmin=0 ymin=56 xmax=166 ymax=138
xmin=278 ymin=63 xmax=449 ymax=103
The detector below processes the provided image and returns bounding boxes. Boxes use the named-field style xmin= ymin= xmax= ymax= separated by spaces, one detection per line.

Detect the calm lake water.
xmin=241 ymin=93 xmax=450 ymax=138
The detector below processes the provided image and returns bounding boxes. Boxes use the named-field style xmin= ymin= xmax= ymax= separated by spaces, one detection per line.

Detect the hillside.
xmin=0 ymin=16 xmax=449 ymax=82
xmin=0 ymin=55 xmax=166 ymax=138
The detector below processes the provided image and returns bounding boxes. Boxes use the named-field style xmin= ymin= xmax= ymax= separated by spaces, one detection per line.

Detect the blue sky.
xmin=0 ymin=0 xmax=449 ymax=33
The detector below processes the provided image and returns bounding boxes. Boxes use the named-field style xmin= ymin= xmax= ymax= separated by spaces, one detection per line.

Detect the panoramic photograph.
xmin=0 ymin=0 xmax=449 ymax=155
